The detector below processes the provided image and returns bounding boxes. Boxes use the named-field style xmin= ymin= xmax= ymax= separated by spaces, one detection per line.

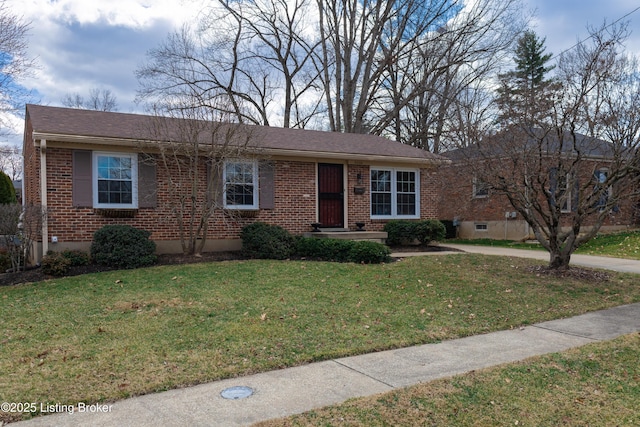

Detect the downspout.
xmin=40 ymin=139 xmax=48 ymax=258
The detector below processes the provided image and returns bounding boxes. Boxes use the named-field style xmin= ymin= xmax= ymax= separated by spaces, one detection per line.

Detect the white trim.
xmin=92 ymin=151 xmax=139 ymax=209
xmin=223 ymin=159 xmax=259 ymax=210
xmin=370 ymin=166 xmax=420 ymax=219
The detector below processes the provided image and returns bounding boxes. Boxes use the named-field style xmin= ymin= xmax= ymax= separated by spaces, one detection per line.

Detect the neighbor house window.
xmin=594 ymin=168 xmax=611 ymax=211
xmin=93 ymin=152 xmax=138 ymax=209
xmin=224 ymin=160 xmax=258 ymax=209
xmin=473 ymin=177 xmax=489 ymax=198
xmin=370 ymin=167 xmax=419 ymax=218
xmin=475 ymin=223 xmax=488 ymax=231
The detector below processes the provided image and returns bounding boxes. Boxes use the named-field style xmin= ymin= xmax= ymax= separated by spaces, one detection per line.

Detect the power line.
xmin=550 ymin=5 xmax=640 ymax=60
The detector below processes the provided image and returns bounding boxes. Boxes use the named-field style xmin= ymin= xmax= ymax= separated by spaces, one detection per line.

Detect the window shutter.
xmin=138 ymin=156 xmax=157 ymax=208
xmin=72 ymin=150 xmax=92 ymax=207
xmin=259 ymin=161 xmax=275 ymax=209
xmin=207 ymin=161 xmax=224 ymax=207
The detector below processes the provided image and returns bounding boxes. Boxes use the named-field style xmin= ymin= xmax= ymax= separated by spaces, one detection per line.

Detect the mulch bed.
xmin=0 ymin=245 xmax=608 ymax=287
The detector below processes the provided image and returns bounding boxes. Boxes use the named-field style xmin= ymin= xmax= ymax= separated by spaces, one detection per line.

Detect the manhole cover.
xmin=220 ymin=386 xmax=254 ymax=400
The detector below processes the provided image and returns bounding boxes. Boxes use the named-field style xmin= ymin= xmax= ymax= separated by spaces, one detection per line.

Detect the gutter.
xmin=32 ymin=132 xmax=451 ymax=167
xmin=39 ymin=139 xmax=48 ymax=258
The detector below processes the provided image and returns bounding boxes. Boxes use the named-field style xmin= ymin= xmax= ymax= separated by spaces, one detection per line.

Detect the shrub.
xmin=240 ymin=222 xmax=296 ymax=260
xmin=296 ymin=237 xmax=353 ymax=262
xmin=41 ymin=251 xmax=72 ymax=276
xmin=0 ymin=249 xmax=10 ymax=272
xmin=382 ymin=220 xmax=415 ymax=246
xmin=413 ymin=220 xmax=446 ymax=245
xmin=383 ymin=219 xmax=446 ymax=246
xmin=61 ymin=249 xmax=90 ymax=266
xmin=91 ymin=225 xmax=157 ymax=269
xmin=348 ymin=240 xmax=391 ymax=264
xmin=296 ymin=237 xmax=390 ymax=264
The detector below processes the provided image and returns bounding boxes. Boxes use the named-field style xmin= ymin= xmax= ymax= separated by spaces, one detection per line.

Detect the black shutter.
xmin=72 ymin=150 xmax=92 ymax=207
xmin=259 ymin=161 xmax=275 ymax=209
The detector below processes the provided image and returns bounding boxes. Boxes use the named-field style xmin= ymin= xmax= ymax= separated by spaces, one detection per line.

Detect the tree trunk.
xmin=548 ymin=249 xmax=571 ymax=270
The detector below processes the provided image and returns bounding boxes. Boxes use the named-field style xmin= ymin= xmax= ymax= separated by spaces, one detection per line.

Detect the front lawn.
xmin=1 ymin=254 xmax=639 ymax=423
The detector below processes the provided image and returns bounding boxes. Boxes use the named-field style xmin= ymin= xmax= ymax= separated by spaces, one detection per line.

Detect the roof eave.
xmin=32 ymin=132 xmax=448 ymax=166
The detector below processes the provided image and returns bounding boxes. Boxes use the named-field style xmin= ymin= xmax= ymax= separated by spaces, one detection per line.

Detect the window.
xmin=594 ymin=168 xmax=611 ymax=211
xmin=370 ymin=167 xmax=419 ymax=218
xmin=475 ymin=223 xmax=488 ymax=231
xmin=473 ymin=177 xmax=489 ymax=198
xmin=224 ymin=160 xmax=258 ymax=209
xmin=93 ymin=152 xmax=138 ymax=209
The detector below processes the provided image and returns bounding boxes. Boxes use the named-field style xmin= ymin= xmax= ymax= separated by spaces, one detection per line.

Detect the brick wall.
xmin=28 ymin=143 xmax=442 ymax=253
xmin=437 ymin=160 xmax=639 ymax=239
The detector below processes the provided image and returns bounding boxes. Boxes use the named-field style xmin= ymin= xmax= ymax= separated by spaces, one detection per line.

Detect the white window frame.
xmin=223 ymin=160 xmax=259 ymax=210
xmin=92 ymin=151 xmax=138 ymax=209
xmin=475 ymin=223 xmax=488 ymax=231
xmin=370 ymin=167 xmax=420 ymax=219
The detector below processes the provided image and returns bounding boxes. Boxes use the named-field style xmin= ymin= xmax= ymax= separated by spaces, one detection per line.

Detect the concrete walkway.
xmin=400 ymin=243 xmax=640 ymax=274
xmin=13 ymin=247 xmax=640 ymax=427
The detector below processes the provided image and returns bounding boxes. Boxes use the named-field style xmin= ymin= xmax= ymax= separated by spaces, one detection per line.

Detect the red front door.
xmin=318 ymin=163 xmax=344 ymax=228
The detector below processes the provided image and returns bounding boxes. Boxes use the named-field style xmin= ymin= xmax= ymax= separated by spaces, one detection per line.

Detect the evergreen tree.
xmin=0 ymin=170 xmax=16 ymax=204
xmin=495 ymin=30 xmax=557 ymax=127
xmin=513 ymin=30 xmax=555 ymax=91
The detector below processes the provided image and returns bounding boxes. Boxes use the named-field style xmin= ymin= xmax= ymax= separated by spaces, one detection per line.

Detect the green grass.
xmin=258 ymin=333 xmax=640 ymax=426
xmin=449 ymin=229 xmax=640 ymax=260
xmin=1 ymin=255 xmax=639 ymax=423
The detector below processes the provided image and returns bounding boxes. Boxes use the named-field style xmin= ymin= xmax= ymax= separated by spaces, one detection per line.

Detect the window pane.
xmin=397 ymin=194 xmax=416 ymax=215
xmin=371 ymin=193 xmax=391 ymax=216
xmin=371 ymin=170 xmax=391 ymax=192
xmin=225 ymin=162 xmax=256 ymax=207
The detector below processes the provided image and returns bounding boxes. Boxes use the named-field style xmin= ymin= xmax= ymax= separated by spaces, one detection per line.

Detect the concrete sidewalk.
xmin=13 ymin=247 xmax=640 ymax=427
xmin=399 ymin=243 xmax=640 ymax=274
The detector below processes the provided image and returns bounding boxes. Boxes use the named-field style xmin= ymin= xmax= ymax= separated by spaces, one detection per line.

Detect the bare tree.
xmin=315 ymin=0 xmax=525 ymax=140
xmin=0 ymin=144 xmax=22 ymax=180
xmin=137 ymin=0 xmax=320 ymax=128
xmin=138 ymin=0 xmax=524 ymax=138
xmin=0 ymin=0 xmax=35 ymax=134
xmin=468 ymin=23 xmax=640 ymax=269
xmin=141 ymin=96 xmax=261 ymax=256
xmin=61 ymin=88 xmax=118 ymax=111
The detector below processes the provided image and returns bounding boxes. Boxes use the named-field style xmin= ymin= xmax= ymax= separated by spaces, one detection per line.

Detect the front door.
xmin=318 ymin=163 xmax=344 ymax=228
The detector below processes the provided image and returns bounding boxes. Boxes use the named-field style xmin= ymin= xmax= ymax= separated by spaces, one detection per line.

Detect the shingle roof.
xmin=26 ymin=104 xmax=446 ymax=165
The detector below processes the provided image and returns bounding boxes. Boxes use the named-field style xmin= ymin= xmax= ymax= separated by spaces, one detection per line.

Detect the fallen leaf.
xmin=260 ymin=313 xmax=267 ymax=321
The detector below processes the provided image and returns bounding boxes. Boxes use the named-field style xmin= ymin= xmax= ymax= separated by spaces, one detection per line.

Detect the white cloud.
xmin=13 ymin=0 xmax=203 ymax=29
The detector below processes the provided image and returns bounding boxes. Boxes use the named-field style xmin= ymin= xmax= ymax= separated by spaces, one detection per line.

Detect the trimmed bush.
xmin=348 ymin=240 xmax=391 ymax=264
xmin=240 ymin=222 xmax=296 ymax=260
xmin=296 ymin=237 xmax=352 ymax=262
xmin=91 ymin=225 xmax=157 ymax=269
xmin=41 ymin=251 xmax=72 ymax=276
xmin=383 ymin=219 xmax=446 ymax=246
xmin=61 ymin=249 xmax=90 ymax=267
xmin=296 ymin=237 xmax=390 ymax=264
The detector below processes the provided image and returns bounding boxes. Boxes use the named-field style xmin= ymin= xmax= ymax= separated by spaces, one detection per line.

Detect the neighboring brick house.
xmin=23 ymin=104 xmax=448 ymax=262
xmin=437 ymin=133 xmax=640 ymax=240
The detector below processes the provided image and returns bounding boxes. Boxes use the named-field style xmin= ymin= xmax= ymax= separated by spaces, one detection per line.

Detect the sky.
xmin=3 ymin=0 xmax=640 ymax=147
